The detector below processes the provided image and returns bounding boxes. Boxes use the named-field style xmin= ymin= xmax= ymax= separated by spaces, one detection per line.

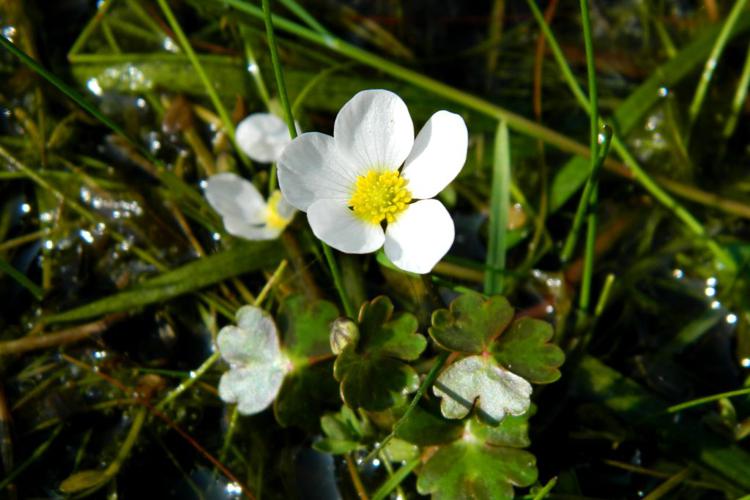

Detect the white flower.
xmin=217 ymin=305 xmax=290 ymax=415
xmin=205 ymin=172 xmax=295 ymax=240
xmin=277 ymin=89 xmax=468 ymax=274
xmin=236 ymin=112 xmax=293 ymax=163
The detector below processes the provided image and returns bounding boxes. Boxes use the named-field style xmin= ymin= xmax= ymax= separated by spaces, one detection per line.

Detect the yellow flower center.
xmin=265 ymin=190 xmax=292 ymax=230
xmin=349 ymin=170 xmax=412 ymax=225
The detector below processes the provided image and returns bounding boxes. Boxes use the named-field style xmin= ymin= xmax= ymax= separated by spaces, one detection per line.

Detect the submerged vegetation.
xmin=2 ymin=0 xmax=750 ymax=498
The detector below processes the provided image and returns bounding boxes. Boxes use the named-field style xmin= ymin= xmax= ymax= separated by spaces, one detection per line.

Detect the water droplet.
xmin=162 ymin=37 xmax=179 ymax=53
xmin=2 ymin=26 xmax=17 ymax=42
xmin=741 ymin=357 xmax=750 ymax=368
xmin=726 ymin=313 xmax=738 ymax=325
xmin=19 ymin=203 xmax=31 ymax=214
xmin=43 ymin=240 xmax=54 ymax=250
xmin=79 ymin=229 xmax=94 ymax=244
xmin=706 ymin=277 xmax=717 ymax=287
xmin=672 ymin=269 xmax=684 ymax=279
xmin=710 ymin=300 xmax=721 ymax=310
xmin=87 ymin=78 xmax=103 ymax=96
xmin=225 ymin=482 xmax=242 ymax=496
xmin=657 ymin=86 xmax=669 ymax=97
xmin=212 ymin=232 xmax=222 ymax=241
xmin=199 ymin=180 xmax=208 ymax=189
xmin=704 ymin=287 xmax=716 ymax=297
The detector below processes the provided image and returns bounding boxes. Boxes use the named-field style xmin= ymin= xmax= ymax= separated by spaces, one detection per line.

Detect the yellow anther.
xmin=265 ymin=190 xmax=292 ymax=229
xmin=349 ymin=170 xmax=412 ymax=225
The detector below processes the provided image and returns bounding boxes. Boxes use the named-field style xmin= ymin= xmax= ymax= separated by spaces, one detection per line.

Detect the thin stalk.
xmin=261 ymin=0 xmax=297 ymax=140
xmin=560 ymin=129 xmax=612 ymax=263
xmin=532 ymin=477 xmax=558 ymax=500
xmin=278 ymin=0 xmax=332 ymax=37
xmin=0 ymin=425 xmax=62 ymax=491
xmin=722 ymin=38 xmax=750 ymax=139
xmin=261 ymin=0 xmax=353 ymax=316
xmin=371 ymin=457 xmax=421 ymax=500
xmin=524 ymin=0 xmax=735 ymax=271
xmin=578 ymin=0 xmax=599 ymax=314
xmin=688 ymin=0 xmax=750 ymax=130
xmin=484 ymin=121 xmax=511 ymax=295
xmin=0 ymin=256 xmax=43 ymax=300
xmin=155 ymin=0 xmax=249 ymax=168
xmin=241 ymin=27 xmax=271 ymax=107
xmin=668 ymin=386 xmax=750 ymax=413
xmin=218 ymin=0 xmax=596 ymax=158
xmin=67 ymin=0 xmax=114 ymax=57
xmin=362 ymin=352 xmax=449 ymax=464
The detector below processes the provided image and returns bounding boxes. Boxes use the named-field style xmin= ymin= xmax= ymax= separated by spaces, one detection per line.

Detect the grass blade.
xmin=484 ymin=120 xmax=511 ymax=295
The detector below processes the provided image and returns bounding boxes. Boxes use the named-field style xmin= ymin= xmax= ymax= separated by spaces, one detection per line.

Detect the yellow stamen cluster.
xmin=349 ymin=170 xmax=412 ymax=225
xmin=265 ymin=191 xmax=292 ymax=229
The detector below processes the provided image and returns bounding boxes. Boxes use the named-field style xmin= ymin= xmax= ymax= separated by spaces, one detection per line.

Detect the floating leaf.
xmin=417 ymin=415 xmax=537 ymax=500
xmin=59 ymin=470 xmax=109 ymax=493
xmin=333 ymin=296 xmax=427 ymax=411
xmin=493 ymin=317 xmax=564 ymax=384
xmin=433 ymin=355 xmax=531 ymax=425
xmin=217 ymin=306 xmax=289 ymax=415
xmin=429 ymin=292 xmax=513 ymax=354
xmin=274 ymin=295 xmax=339 ymax=430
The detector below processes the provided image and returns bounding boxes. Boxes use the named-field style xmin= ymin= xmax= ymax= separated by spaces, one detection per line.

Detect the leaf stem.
xmin=362 ymin=351 xmax=449 ymax=464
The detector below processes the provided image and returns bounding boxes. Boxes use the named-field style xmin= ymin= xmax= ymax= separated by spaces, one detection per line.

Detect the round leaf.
xmin=433 ymin=355 xmax=531 ymax=425
xmin=492 ymin=317 xmax=565 ymax=384
xmin=429 ymin=292 xmax=513 ymax=354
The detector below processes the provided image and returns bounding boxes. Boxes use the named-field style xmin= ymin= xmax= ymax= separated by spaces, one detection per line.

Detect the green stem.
xmin=577 ymin=0 xmax=599 ymax=313
xmin=688 ymin=0 xmax=750 ymax=129
xmin=371 ymin=456 xmax=421 ymax=500
xmin=155 ymin=352 xmax=221 ymax=411
xmin=241 ymin=27 xmax=271 ymax=107
xmin=722 ymin=38 xmax=750 ymax=139
xmin=261 ymin=0 xmax=354 ymax=316
xmin=217 ymin=0 xmax=594 ymax=158
xmin=668 ymin=387 xmax=750 ymax=413
xmin=484 ymin=120 xmax=511 ymax=295
xmin=362 ymin=351 xmax=449 ymax=464
xmin=156 ymin=0 xmax=249 ymax=168
xmin=560 ymin=130 xmax=612 ymax=263
xmin=0 ymin=425 xmax=62 ymax=491
xmin=261 ymin=0 xmax=297 ymax=140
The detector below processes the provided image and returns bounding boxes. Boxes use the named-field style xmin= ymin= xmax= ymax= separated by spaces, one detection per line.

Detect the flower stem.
xmin=261 ymin=0 xmax=354 ymax=317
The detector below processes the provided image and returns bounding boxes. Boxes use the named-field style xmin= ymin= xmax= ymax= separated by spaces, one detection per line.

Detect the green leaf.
xmin=314 ymin=406 xmax=373 ymax=454
xmin=394 ymin=402 xmax=464 ymax=446
xmin=333 ymin=296 xmax=427 ymax=411
xmin=278 ymin=294 xmax=338 ymax=362
xmin=468 ymin=406 xmax=535 ymax=448
xmin=274 ymin=361 xmax=339 ymax=432
xmin=429 ymin=292 xmax=513 ymax=354
xmin=59 ymin=470 xmax=109 ymax=493
xmin=416 ymin=431 xmax=537 ymax=500
xmin=433 ymin=355 xmax=531 ymax=425
xmin=45 ymin=240 xmax=280 ymax=323
xmin=274 ymin=295 xmax=339 ymax=430
xmin=492 ymin=318 xmax=565 ymax=384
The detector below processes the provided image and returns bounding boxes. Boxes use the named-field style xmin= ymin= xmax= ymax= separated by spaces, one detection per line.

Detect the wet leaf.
xmin=46 ymin=240 xmax=281 ymax=323
xmin=417 ymin=439 xmax=537 ymax=499
xmin=333 ymin=296 xmax=426 ymax=411
xmin=394 ymin=402 xmax=464 ymax=446
xmin=274 ymin=295 xmax=339 ymax=430
xmin=429 ymin=292 xmax=513 ymax=354
xmin=433 ymin=355 xmax=532 ymax=425
xmin=492 ymin=318 xmax=565 ymax=384
xmin=217 ymin=305 xmax=289 ymax=415
xmin=278 ymin=294 xmax=338 ymax=361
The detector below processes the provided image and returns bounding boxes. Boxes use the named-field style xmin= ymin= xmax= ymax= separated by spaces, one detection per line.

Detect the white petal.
xmin=278 ymin=132 xmax=355 ymax=211
xmin=236 ymin=113 xmax=292 ymax=163
xmin=222 ymin=218 xmax=281 ymax=240
xmin=401 ymin=111 xmax=468 ymax=199
xmin=307 ymin=199 xmax=385 ymax=254
xmin=333 ymin=89 xmax=414 ymax=173
xmin=205 ymin=173 xmax=267 ymax=225
xmin=384 ymin=199 xmax=454 ymax=274
xmin=218 ymin=365 xmax=286 ymax=415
